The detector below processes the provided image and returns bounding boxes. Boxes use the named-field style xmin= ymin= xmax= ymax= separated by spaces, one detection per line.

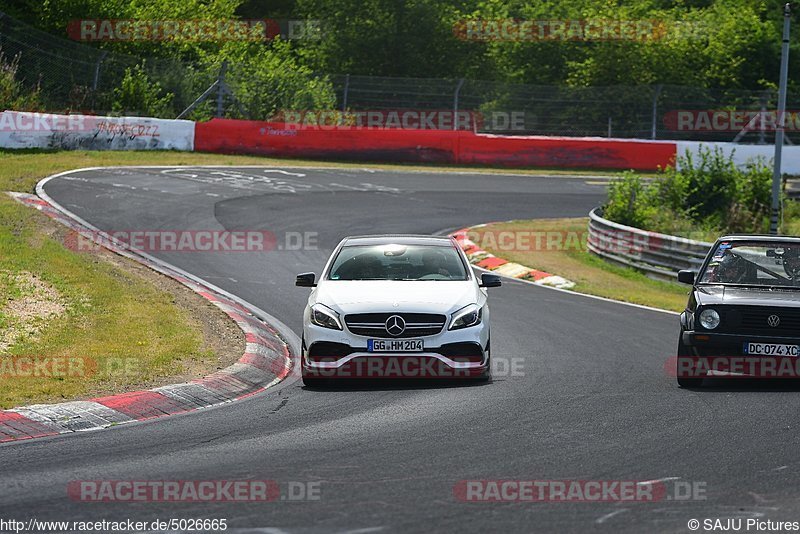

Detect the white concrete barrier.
xmin=677 ymin=141 xmax=800 ymax=175
xmin=0 ymin=111 xmax=194 ymax=151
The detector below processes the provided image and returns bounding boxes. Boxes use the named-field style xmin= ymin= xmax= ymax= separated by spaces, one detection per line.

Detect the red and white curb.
xmin=451 ymin=226 xmax=575 ymax=289
xmin=0 ymin=191 xmax=295 ymax=443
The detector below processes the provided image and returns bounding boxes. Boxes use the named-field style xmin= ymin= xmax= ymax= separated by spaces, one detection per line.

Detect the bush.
xmin=604 ymin=146 xmax=774 ymax=237
xmin=109 ymin=63 xmax=175 ymax=117
xmin=195 ymin=40 xmax=337 ymax=122
xmin=604 ymin=171 xmax=655 ymax=229
xmin=0 ymin=49 xmax=44 ymax=111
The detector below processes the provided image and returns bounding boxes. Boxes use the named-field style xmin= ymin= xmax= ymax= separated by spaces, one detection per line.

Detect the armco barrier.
xmin=0 ymin=111 xmax=195 ymax=151
xmin=193 ymin=119 xmax=679 ymax=170
xmin=587 ymin=207 xmax=713 ymax=280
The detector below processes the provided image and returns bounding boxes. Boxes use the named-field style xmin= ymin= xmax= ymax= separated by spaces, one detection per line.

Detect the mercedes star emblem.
xmin=385 ymin=315 xmax=406 ymax=336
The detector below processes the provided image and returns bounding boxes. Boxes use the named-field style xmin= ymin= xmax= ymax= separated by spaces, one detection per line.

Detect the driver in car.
xmin=782 ymin=248 xmax=800 ymax=281
xmin=711 ymin=253 xmax=748 ymax=283
xmin=418 ymin=250 xmax=451 ymax=278
xmin=358 ymin=255 xmax=383 ymax=279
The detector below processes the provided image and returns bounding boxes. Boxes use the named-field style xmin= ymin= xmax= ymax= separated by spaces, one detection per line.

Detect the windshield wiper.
xmin=698 ymin=282 xmax=800 ymax=289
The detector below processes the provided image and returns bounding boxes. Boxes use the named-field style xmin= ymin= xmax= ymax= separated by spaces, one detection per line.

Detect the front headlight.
xmin=699 ymin=309 xmax=720 ymax=330
xmin=449 ymin=304 xmax=482 ymax=330
xmin=310 ymin=303 xmax=343 ymax=330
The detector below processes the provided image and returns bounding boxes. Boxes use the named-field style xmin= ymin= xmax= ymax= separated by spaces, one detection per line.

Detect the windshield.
xmin=698 ymin=241 xmax=800 ymax=287
xmin=327 ymin=244 xmax=469 ymax=281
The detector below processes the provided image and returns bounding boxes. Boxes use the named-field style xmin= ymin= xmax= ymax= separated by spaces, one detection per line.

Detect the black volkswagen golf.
xmin=676 ymin=236 xmax=800 ymax=387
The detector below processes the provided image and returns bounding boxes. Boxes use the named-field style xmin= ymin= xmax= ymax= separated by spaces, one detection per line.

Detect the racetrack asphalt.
xmin=2 ymin=166 xmax=798 ymax=533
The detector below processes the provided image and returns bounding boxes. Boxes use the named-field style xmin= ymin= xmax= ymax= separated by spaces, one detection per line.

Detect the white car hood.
xmin=314 ymin=280 xmax=480 ymax=315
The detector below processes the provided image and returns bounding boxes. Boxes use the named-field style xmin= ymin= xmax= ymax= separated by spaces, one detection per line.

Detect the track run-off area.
xmin=2 ymin=166 xmax=799 ymax=533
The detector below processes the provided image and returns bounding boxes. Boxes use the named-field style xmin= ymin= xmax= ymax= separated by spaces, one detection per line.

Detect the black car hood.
xmin=695 ymin=285 xmax=800 ymax=308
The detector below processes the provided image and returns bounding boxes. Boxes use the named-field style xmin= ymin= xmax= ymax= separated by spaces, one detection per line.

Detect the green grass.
xmin=0 ymin=195 xmax=216 ymax=407
xmin=470 ymin=218 xmax=690 ymax=312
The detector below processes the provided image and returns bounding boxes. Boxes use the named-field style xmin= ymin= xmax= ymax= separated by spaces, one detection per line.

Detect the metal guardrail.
xmin=587 ymin=207 xmax=713 ymax=280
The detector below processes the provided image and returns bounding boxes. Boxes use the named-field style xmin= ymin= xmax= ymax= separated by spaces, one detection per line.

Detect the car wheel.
xmin=676 ymin=331 xmax=704 ymax=388
xmin=302 ymin=376 xmax=329 ymax=388
xmin=476 ymin=340 xmax=492 ymax=382
xmin=300 ymin=336 xmax=327 ymax=387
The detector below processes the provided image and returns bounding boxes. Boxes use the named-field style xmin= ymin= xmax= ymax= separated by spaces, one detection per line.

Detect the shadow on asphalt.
xmin=686 ymin=378 xmax=800 ymax=392
xmin=301 ymin=378 xmax=493 ymax=392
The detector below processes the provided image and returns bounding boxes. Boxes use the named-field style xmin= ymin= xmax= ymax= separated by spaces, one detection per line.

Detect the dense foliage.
xmin=2 ymin=0 xmax=799 ymax=92
xmin=604 ymin=147 xmax=775 ymax=236
xmin=0 ymin=50 xmax=43 ymax=111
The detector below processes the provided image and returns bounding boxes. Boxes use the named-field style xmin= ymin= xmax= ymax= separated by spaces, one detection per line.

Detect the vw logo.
xmin=768 ymin=314 xmax=781 ymax=328
xmin=385 ymin=315 xmax=406 ymax=336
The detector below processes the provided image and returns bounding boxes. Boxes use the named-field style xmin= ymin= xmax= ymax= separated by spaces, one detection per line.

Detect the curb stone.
xmin=450 ymin=226 xmax=576 ymax=289
xmin=0 ymin=191 xmax=294 ymax=443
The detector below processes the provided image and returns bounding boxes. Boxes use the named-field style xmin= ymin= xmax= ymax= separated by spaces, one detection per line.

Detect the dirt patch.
xmin=32 ymin=213 xmax=245 ymax=398
xmin=0 ymin=271 xmax=68 ymax=352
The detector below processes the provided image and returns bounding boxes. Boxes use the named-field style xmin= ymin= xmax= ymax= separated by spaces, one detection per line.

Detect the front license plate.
xmin=743 ymin=342 xmax=800 ymax=357
xmin=368 ymin=339 xmax=424 ymax=352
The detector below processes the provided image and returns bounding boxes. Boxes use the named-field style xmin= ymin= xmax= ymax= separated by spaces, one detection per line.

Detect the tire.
xmin=302 ymin=376 xmax=329 ymax=388
xmin=676 ymin=331 xmax=704 ymax=388
xmin=677 ymin=376 xmax=704 ymax=388
xmin=475 ymin=340 xmax=492 ymax=382
xmin=300 ymin=336 xmax=328 ymax=387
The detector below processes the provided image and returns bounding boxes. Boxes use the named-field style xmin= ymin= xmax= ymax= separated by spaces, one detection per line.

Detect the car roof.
xmin=341 ymin=235 xmax=456 ymax=247
xmin=717 ymin=235 xmax=800 ymax=243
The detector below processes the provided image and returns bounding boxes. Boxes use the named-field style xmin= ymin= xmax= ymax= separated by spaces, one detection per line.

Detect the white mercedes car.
xmin=296 ymin=235 xmax=501 ymax=386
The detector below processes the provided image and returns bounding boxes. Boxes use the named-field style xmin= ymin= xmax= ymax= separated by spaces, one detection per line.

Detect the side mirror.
xmin=479 ymin=273 xmax=502 ymax=288
xmin=296 ymin=272 xmax=317 ymax=287
xmin=677 ymin=270 xmax=695 ymax=285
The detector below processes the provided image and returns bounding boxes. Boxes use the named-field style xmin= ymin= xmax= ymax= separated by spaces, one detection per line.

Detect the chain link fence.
xmin=330 ymin=75 xmax=800 ymax=143
xmin=2 ymin=10 xmax=798 ymax=143
xmin=0 ymin=11 xmax=215 ymax=116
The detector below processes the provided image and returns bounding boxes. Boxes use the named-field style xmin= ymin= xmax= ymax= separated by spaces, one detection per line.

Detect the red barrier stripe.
xmin=93 ymin=391 xmax=193 ymax=420
xmin=194 ymin=119 xmax=678 ymax=171
xmin=477 ymin=256 xmax=508 ymax=269
xmin=0 ymin=411 xmax=58 ymax=442
xmin=240 ymin=352 xmax=275 ymax=371
xmin=527 ymin=270 xmax=553 ymax=281
xmin=198 ymin=291 xmax=222 ymax=302
xmin=458 ymin=134 xmax=677 ymax=171
xmin=194 ymin=119 xmax=460 ymax=163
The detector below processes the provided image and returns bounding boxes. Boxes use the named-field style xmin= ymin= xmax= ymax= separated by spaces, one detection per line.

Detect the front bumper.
xmin=680 ymin=331 xmax=800 ymax=378
xmin=302 ymin=319 xmax=490 ymax=379
xmin=683 ymin=331 xmax=800 ymax=352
